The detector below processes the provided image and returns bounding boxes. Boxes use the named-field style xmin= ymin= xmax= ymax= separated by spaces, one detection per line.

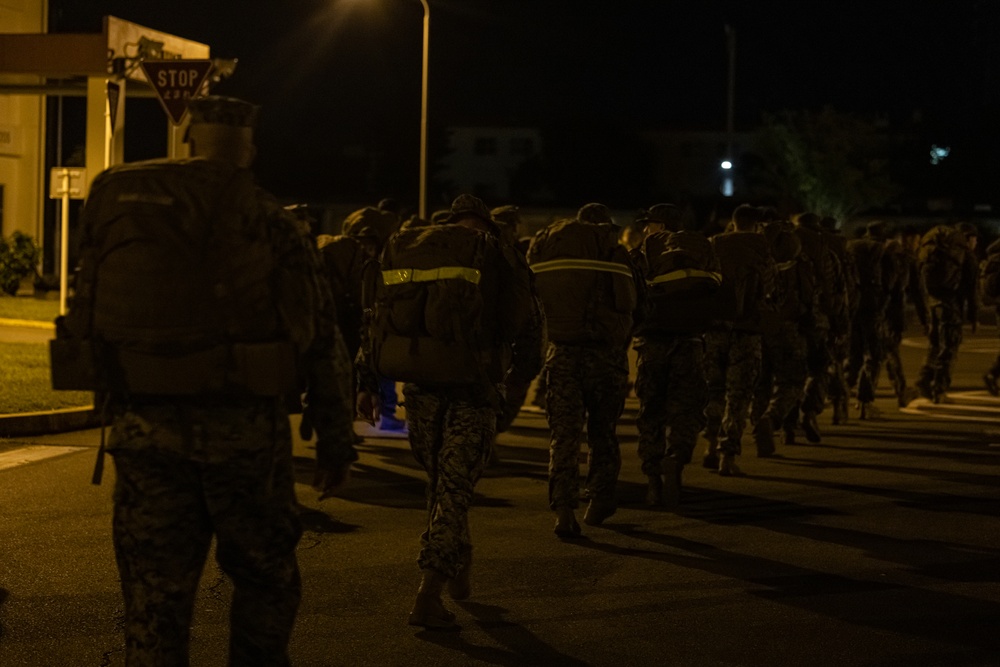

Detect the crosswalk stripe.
xmin=0 ymin=445 xmax=86 ymax=471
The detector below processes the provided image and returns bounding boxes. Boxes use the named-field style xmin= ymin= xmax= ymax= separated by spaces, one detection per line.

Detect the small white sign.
xmin=0 ymin=124 xmax=22 ymax=156
xmin=49 ymin=167 xmax=88 ymax=200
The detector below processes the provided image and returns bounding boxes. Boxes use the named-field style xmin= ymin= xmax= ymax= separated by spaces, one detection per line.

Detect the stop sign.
xmin=141 ymin=59 xmax=214 ymax=125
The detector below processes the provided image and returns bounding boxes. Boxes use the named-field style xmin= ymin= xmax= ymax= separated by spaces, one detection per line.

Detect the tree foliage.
xmin=751 ymin=108 xmax=901 ymax=222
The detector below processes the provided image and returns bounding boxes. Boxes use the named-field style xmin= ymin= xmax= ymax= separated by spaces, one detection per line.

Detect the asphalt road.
xmin=0 ymin=329 xmax=999 ymax=666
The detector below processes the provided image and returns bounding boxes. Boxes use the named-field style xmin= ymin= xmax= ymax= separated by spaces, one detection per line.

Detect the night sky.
xmin=47 ymin=0 xmax=1000 ymax=204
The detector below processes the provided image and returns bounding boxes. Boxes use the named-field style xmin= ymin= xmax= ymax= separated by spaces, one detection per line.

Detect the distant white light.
xmin=930 ymin=145 xmax=950 ymax=165
xmin=720 ymin=160 xmax=733 ymax=170
xmin=722 ymin=176 xmax=734 ymax=197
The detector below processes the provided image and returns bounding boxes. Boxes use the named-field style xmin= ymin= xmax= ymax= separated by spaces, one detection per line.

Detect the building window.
xmin=474 ymin=137 xmax=497 ymax=156
xmin=510 ymin=136 xmax=534 ymax=156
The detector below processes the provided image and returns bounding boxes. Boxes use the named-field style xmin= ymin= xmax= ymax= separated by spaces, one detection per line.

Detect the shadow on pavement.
xmin=415 ymin=600 xmax=592 ymax=667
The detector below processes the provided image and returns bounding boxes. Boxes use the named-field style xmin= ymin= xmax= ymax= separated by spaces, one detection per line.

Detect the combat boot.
xmin=718 ymin=453 xmax=741 ymax=477
xmin=409 ymin=570 xmax=458 ymax=630
xmin=447 ymin=547 xmax=472 ymax=600
xmin=802 ymin=411 xmax=821 ymax=443
xmin=661 ymin=457 xmax=682 ymax=508
xmin=702 ymin=431 xmax=720 ymax=469
xmin=858 ymin=402 xmax=881 ymax=420
xmin=753 ymin=417 xmax=776 ymax=458
xmin=984 ymin=373 xmax=1000 ymax=397
xmin=832 ymin=398 xmax=848 ymax=425
xmin=645 ymin=474 xmax=663 ymax=506
xmin=583 ymin=499 xmax=616 ymax=526
xmin=553 ymin=506 xmax=582 ymax=539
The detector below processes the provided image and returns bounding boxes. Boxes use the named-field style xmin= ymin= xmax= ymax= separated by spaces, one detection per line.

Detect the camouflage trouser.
xmin=545 ymin=343 xmax=628 ymax=509
xmin=497 ymin=373 xmax=534 ymax=433
xmin=918 ymin=302 xmax=964 ymax=395
xmin=634 ymin=336 xmax=706 ymax=473
xmin=883 ymin=325 xmax=908 ymax=402
xmin=801 ymin=330 xmax=832 ymax=415
xmin=404 ymin=384 xmax=495 ymax=579
xmin=846 ymin=313 xmax=886 ymax=404
xmin=704 ymin=329 xmax=762 ymax=456
xmin=826 ymin=331 xmax=851 ymax=412
xmin=753 ymin=323 xmax=807 ymax=430
xmin=110 ymin=402 xmax=301 ymax=667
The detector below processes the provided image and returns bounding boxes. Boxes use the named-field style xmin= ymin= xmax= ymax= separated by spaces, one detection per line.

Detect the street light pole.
xmin=418 ymin=0 xmax=429 ymax=220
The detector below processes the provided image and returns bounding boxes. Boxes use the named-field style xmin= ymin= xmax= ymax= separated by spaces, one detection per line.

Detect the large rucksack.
xmin=846 ymin=237 xmax=886 ymax=313
xmin=50 ymin=158 xmax=298 ymax=396
xmin=369 ymin=224 xmax=521 ymax=385
xmin=710 ymin=230 xmax=773 ymax=331
xmin=526 ymin=219 xmax=636 ymax=346
xmin=639 ymin=230 xmax=725 ymax=333
xmin=919 ymin=225 xmax=967 ymax=300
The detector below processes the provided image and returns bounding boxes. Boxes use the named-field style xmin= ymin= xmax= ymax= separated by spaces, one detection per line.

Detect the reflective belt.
xmin=382 ymin=266 xmax=482 ymax=285
xmin=529 ymin=258 xmax=633 ymax=278
xmin=648 ymin=268 xmax=722 ymax=287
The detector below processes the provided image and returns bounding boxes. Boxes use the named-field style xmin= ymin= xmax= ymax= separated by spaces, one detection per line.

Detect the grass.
xmin=0 ymin=342 xmax=92 ymax=414
xmin=0 ymin=295 xmax=61 ymax=323
xmin=0 ymin=296 xmax=89 ymax=414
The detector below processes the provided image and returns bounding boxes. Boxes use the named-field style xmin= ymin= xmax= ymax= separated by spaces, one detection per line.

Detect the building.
xmin=438 ymin=126 xmax=542 ymax=202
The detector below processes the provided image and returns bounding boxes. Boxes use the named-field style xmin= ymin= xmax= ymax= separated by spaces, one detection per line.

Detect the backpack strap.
xmin=382 ymin=266 xmax=482 ymax=285
xmin=648 ymin=268 xmax=722 ymax=287
xmin=530 ymin=258 xmax=633 ymax=277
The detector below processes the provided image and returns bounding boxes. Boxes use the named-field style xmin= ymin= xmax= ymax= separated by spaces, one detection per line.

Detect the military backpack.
xmin=526 ymin=219 xmax=637 ymax=346
xmin=50 ymin=158 xmax=299 ymax=396
xmin=369 ymin=224 xmax=521 ymax=385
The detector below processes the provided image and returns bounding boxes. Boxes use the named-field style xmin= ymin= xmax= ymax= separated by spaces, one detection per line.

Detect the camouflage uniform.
xmin=821 ymin=221 xmax=856 ymax=423
xmin=916 ymin=224 xmax=979 ymax=400
xmin=845 ymin=232 xmax=891 ymax=408
xmin=75 ymin=97 xmax=358 ymax=665
xmin=704 ymin=222 xmax=775 ymax=464
xmin=704 ymin=329 xmax=762 ymax=456
xmin=634 ymin=336 xmax=706 ymax=469
xmin=545 ymin=343 xmax=629 ymax=508
xmin=404 ymin=384 xmax=497 ymax=578
xmin=792 ymin=215 xmax=842 ymax=439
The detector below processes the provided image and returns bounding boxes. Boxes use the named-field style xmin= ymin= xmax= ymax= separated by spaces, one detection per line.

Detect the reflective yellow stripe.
xmin=648 ymin=268 xmax=722 ymax=286
xmin=529 ymin=258 xmax=633 ymax=278
xmin=382 ymin=266 xmax=482 ymax=285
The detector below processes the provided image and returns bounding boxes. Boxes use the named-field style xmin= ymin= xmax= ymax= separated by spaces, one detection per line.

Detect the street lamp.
xmin=417 ymin=0 xmax=429 ymax=220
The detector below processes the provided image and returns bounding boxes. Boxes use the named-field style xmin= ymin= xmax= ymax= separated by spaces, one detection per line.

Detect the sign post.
xmin=140 ymin=59 xmax=214 ymax=125
xmin=49 ymin=167 xmax=87 ymax=315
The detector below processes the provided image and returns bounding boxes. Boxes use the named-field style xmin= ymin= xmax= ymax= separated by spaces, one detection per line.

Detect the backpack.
xmin=526 ymin=219 xmax=636 ymax=346
xmin=369 ymin=224 xmax=519 ymax=385
xmin=709 ymin=231 xmax=772 ymax=330
xmin=919 ymin=225 xmax=967 ymax=300
xmin=980 ymin=239 xmax=1000 ymax=306
xmin=639 ymin=230 xmax=724 ymax=333
xmin=50 ymin=158 xmax=298 ymax=396
xmin=846 ymin=237 xmax=885 ymax=312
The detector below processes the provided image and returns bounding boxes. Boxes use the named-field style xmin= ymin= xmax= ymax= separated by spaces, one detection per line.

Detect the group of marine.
xmin=317 ymin=195 xmax=994 ymax=628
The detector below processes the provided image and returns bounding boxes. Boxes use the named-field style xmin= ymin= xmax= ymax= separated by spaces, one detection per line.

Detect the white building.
xmin=439 ymin=126 xmax=541 ymax=202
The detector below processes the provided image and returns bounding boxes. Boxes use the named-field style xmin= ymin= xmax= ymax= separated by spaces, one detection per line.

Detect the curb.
xmin=0 ymin=407 xmax=100 ymax=438
xmin=0 ymin=317 xmax=55 ymax=330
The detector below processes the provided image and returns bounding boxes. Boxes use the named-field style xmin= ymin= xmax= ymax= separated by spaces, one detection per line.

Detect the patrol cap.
xmin=577 ymin=202 xmax=615 ymax=225
xmin=866 ymin=220 xmax=888 ymax=240
xmin=490 ymin=205 xmax=522 ymax=227
xmin=636 ymin=203 xmax=682 ymax=232
xmin=955 ymin=221 xmax=978 ymax=237
xmin=187 ymin=95 xmax=259 ymax=128
xmin=445 ymin=194 xmax=500 ymax=234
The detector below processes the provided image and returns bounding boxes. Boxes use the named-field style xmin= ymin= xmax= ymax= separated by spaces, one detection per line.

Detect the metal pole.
xmin=419 ymin=0 xmax=429 ymax=220
xmin=59 ymin=170 xmax=69 ymax=315
xmin=725 ymin=24 xmax=735 ymax=158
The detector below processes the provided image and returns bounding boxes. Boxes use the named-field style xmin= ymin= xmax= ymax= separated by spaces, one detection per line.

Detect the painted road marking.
xmin=0 ymin=445 xmax=85 ymax=471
